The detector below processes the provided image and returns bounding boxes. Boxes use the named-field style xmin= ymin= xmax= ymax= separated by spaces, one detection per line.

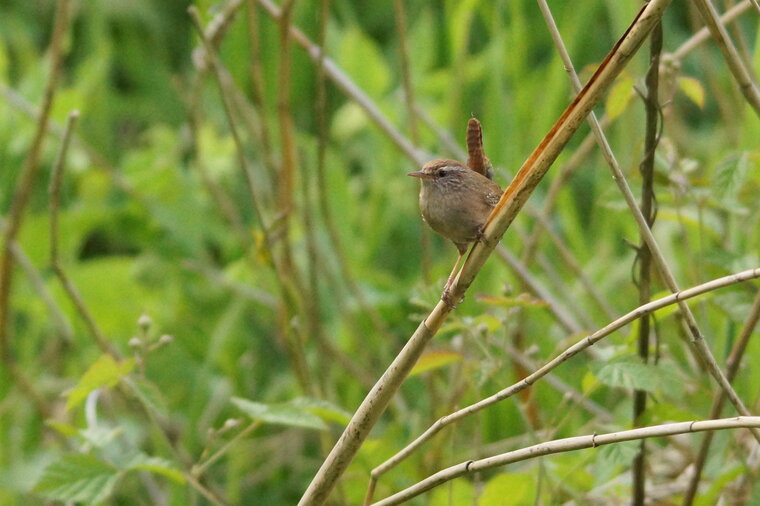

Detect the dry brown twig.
xmin=258 ymin=0 xmax=427 ymax=164
xmin=48 ymin=110 xmax=118 ymax=356
xmin=0 ymin=0 xmax=72 ymax=419
xmin=189 ymin=5 xmax=316 ymax=394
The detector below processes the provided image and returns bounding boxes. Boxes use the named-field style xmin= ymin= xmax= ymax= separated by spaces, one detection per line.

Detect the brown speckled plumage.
xmin=466 ymin=118 xmax=493 ymax=180
xmin=410 ymin=159 xmax=502 ymax=254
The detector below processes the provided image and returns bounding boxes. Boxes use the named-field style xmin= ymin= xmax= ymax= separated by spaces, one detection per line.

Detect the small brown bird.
xmin=409 ymin=158 xmax=502 ymax=296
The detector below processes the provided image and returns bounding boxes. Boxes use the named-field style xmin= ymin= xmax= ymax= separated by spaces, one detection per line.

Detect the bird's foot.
xmin=475 ymin=225 xmax=496 ymax=249
xmin=441 ymin=285 xmax=463 ymax=309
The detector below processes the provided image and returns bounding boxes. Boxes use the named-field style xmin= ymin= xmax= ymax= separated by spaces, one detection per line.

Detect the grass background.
xmin=0 ymin=0 xmax=759 ymax=504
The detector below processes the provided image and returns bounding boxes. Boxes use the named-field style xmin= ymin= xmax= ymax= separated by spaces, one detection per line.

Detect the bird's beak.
xmin=407 ymin=171 xmax=429 ymax=179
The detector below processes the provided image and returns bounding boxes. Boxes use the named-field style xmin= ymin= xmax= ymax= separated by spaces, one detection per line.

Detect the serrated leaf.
xmin=678 ymin=76 xmax=705 ymax=108
xmin=79 ymin=426 xmax=123 ymax=448
xmin=124 ymin=376 xmax=168 ymax=417
xmin=713 ymin=151 xmax=750 ymax=206
xmin=599 ymin=440 xmax=639 ymax=466
xmin=125 ymin=454 xmax=185 ymax=484
xmin=409 ymin=350 xmax=463 ymax=377
xmin=594 ymin=360 xmax=655 ymax=391
xmin=595 ymin=440 xmax=639 ymax=485
xmin=34 ymin=454 xmax=119 ymax=504
xmin=231 ymin=398 xmax=328 ymax=430
xmin=290 ymin=397 xmax=351 ymax=426
xmin=66 ymin=355 xmax=136 ymax=411
xmin=605 ymin=75 xmax=635 ymax=120
xmin=592 ymin=359 xmax=682 ymax=396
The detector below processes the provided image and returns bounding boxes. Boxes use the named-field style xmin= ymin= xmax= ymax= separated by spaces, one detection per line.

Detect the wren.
xmin=409 ymin=158 xmax=502 ymax=300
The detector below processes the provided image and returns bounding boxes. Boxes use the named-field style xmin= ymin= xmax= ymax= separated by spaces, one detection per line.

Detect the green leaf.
xmin=592 ymin=359 xmax=682 ymax=396
xmin=594 ymin=360 xmax=655 ymax=391
xmin=647 ymin=403 xmax=700 ymax=423
xmin=594 ymin=440 xmax=639 ymax=485
xmin=477 ymin=472 xmax=535 ymax=506
xmin=605 ymin=74 xmax=635 ymax=120
xmin=409 ymin=350 xmax=463 ymax=377
xmin=66 ymin=355 xmax=136 ymax=411
xmin=34 ymin=454 xmax=120 ymax=504
xmin=79 ymin=426 xmax=123 ymax=448
xmin=598 ymin=440 xmax=639 ymax=467
xmin=125 ymin=454 xmax=185 ymax=484
xmin=124 ymin=376 xmax=169 ymax=417
xmin=713 ymin=151 xmax=751 ymax=206
xmin=45 ymin=420 xmax=79 ymax=438
xmin=678 ymin=76 xmax=705 ymax=108
xmin=290 ymin=397 xmax=352 ymax=426
xmin=231 ymin=397 xmax=328 ymax=430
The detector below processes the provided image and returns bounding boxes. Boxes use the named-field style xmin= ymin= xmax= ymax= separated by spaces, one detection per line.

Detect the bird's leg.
xmin=441 ymin=252 xmax=464 ymax=308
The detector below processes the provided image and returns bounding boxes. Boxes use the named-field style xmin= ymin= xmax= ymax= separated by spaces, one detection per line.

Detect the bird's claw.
xmin=475 ymin=225 xmax=496 ymax=249
xmin=441 ymin=286 xmax=462 ymax=309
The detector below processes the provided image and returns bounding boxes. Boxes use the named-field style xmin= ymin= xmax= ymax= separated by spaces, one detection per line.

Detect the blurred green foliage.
xmin=0 ymin=0 xmax=759 ymax=504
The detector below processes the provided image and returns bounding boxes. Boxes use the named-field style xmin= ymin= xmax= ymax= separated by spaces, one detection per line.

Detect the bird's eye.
xmin=437 ymin=169 xmax=448 ymax=177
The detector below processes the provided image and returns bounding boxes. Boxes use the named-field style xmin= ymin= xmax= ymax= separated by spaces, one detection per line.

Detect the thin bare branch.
xmin=394 ymin=0 xmax=432 ymax=281
xmin=0 ymin=0 xmax=71 ymax=360
xmin=535 ymin=0 xmax=760 ymax=443
xmin=188 ymin=7 xmax=270 ymax=243
xmin=496 ymin=246 xmax=583 ymax=334
xmin=245 ymin=0 xmax=278 ymax=185
xmin=189 ymin=4 xmax=313 ymax=394
xmin=505 ymin=344 xmax=614 ymax=423
xmin=300 ymin=3 xmax=673 ymax=503
xmin=367 ymin=267 xmax=760 ymax=489
xmin=48 ymin=111 xmax=116 ymax=356
xmin=0 ymin=0 xmax=72 ymax=420
xmin=372 ymin=417 xmax=760 ymax=505
xmin=671 ymin=0 xmax=753 ymax=60
xmin=0 ymin=218 xmax=73 ymax=342
xmin=531 ymin=214 xmax=618 ymax=321
xmin=257 ymin=0 xmax=428 ymax=164
xmin=682 ymin=288 xmax=760 ymax=505
xmin=690 ymin=0 xmax=760 ymax=115
xmin=520 ymin=115 xmax=612 ymax=261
